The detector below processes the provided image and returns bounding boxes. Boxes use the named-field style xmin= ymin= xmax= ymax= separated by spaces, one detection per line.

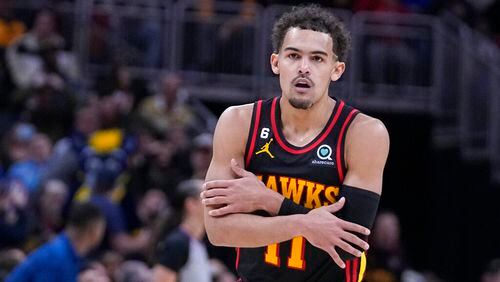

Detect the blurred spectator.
xmin=77 ymin=111 xmax=137 ymax=199
xmin=2 ymin=122 xmax=36 ymax=167
xmin=7 ymin=133 xmax=52 ymax=193
xmin=100 ymin=250 xmax=124 ymax=279
xmin=190 ymin=133 xmax=213 ymax=180
xmin=136 ymin=189 xmax=168 ymax=229
xmin=78 ymin=262 xmax=112 ymax=282
xmin=88 ymin=4 xmax=161 ymax=68
xmin=0 ymin=248 xmax=24 ymax=280
xmin=183 ymin=0 xmax=216 ymax=71
xmin=214 ymin=0 xmax=256 ymax=74
xmin=0 ymin=180 xmax=30 ymax=249
xmin=126 ymin=130 xmax=188 ymax=202
xmin=482 ymin=258 xmax=500 ymax=282
xmin=96 ymin=65 xmax=136 ymax=116
xmin=98 ymin=94 xmax=129 ymax=129
xmin=0 ymin=0 xmax=25 ymax=48
xmin=27 ymin=179 xmax=69 ymax=247
xmin=5 ymin=8 xmax=78 ymax=138
xmin=364 ymin=210 xmax=421 ymax=282
xmin=354 ymin=0 xmax=421 ymax=85
xmin=114 ymin=260 xmax=153 ymax=282
xmin=119 ymin=17 xmax=162 ymax=68
xmin=88 ymin=8 xmax=113 ymax=65
xmin=89 ymin=169 xmax=150 ymax=257
xmin=0 ymin=0 xmax=26 ymax=107
xmin=6 ymin=8 xmax=80 ymax=91
xmin=120 ymin=189 xmax=169 ymax=251
xmin=137 ymin=72 xmax=216 ymax=139
xmin=6 ymin=202 xmax=105 ymax=282
xmin=442 ymin=0 xmax=476 ymax=24
xmin=153 ymin=179 xmax=211 ymax=282
xmin=45 ymin=104 xmax=101 ymax=187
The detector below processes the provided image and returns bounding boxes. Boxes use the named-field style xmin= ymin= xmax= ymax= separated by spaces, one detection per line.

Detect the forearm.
xmin=257 ymin=188 xmax=311 ymax=216
xmin=205 ymin=212 xmax=305 ymax=247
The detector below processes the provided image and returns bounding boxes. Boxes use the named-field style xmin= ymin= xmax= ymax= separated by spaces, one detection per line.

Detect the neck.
xmin=65 ymin=228 xmax=87 ymax=256
xmin=180 ymin=217 xmax=204 ymax=240
xmin=279 ymin=95 xmax=335 ymax=145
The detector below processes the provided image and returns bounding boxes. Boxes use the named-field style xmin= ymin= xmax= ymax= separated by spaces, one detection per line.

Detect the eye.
xmin=312 ymin=56 xmax=324 ymax=62
xmin=288 ymin=53 xmax=300 ymax=60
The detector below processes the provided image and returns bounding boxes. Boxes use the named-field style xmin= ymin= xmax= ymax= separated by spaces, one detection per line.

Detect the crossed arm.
xmin=203 ymin=105 xmax=389 ymax=268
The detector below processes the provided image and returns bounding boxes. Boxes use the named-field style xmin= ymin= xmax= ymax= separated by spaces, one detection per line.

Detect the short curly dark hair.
xmin=271 ymin=4 xmax=351 ymax=62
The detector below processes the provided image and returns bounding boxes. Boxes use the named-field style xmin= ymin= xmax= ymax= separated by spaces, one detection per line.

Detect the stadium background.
xmin=0 ymin=0 xmax=499 ymax=281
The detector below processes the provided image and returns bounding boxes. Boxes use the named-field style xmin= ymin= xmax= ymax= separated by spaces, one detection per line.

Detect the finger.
xmin=336 ymin=240 xmax=362 ymax=257
xmin=204 ymin=180 xmax=232 ymax=190
xmin=208 ymin=205 xmax=236 ymax=217
xmin=341 ymin=231 xmax=370 ymax=251
xmin=203 ymin=188 xmax=229 ymax=199
xmin=324 ymin=197 xmax=345 ymax=213
xmin=231 ymin=158 xmax=253 ymax=177
xmin=325 ymin=246 xmax=345 ymax=269
xmin=340 ymin=220 xmax=371 ymax=236
xmin=202 ymin=196 xmax=229 ymax=207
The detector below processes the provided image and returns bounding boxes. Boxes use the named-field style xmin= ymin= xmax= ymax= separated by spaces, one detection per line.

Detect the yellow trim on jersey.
xmin=358 ymin=252 xmax=367 ymax=282
xmin=255 ymin=138 xmax=275 ymax=158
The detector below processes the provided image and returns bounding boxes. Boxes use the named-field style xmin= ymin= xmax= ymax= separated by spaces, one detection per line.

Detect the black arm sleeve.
xmin=277 ymin=185 xmax=380 ymax=261
xmin=278 ymin=197 xmax=311 ymax=215
xmin=337 ymin=184 xmax=380 ymax=260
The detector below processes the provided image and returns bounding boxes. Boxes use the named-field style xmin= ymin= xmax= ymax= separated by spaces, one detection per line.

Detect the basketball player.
xmin=202 ymin=5 xmax=389 ymax=281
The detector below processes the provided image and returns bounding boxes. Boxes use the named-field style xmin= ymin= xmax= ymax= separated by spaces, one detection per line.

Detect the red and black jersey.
xmin=237 ymin=96 xmax=365 ymax=282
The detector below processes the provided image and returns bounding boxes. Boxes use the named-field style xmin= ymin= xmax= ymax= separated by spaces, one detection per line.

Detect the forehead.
xmin=281 ymin=27 xmax=333 ymax=54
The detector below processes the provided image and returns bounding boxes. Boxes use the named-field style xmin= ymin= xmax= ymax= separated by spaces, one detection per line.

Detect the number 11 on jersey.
xmin=264 ymin=236 xmax=306 ymax=270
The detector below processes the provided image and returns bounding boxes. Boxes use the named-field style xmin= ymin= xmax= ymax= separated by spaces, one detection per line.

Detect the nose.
xmin=298 ymin=58 xmax=310 ymax=75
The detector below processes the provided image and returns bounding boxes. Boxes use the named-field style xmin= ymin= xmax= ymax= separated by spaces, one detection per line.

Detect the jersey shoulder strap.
xmin=334 ymin=100 xmax=360 ymax=182
xmin=243 ymin=98 xmax=275 ymax=167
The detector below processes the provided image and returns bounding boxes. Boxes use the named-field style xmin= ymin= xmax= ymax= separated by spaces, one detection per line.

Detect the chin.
xmin=289 ymin=97 xmax=313 ymax=110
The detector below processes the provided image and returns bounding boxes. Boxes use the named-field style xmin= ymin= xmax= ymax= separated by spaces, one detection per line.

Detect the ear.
xmin=330 ymin=61 xmax=346 ymax=82
xmin=270 ymin=53 xmax=279 ymax=75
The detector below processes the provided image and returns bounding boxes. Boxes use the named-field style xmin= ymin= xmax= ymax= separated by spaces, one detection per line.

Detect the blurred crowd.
xmin=0 ymin=5 xmax=227 ymax=281
xmin=0 ymin=0 xmax=498 ymax=281
xmin=282 ymin=0 xmax=500 ymax=46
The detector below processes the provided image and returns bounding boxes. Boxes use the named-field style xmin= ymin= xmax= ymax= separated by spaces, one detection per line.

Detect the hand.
xmin=301 ymin=197 xmax=370 ymax=269
xmin=201 ymin=159 xmax=282 ymax=216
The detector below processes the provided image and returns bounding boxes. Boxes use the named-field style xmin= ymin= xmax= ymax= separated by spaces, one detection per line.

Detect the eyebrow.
xmin=283 ymin=47 xmax=329 ymax=57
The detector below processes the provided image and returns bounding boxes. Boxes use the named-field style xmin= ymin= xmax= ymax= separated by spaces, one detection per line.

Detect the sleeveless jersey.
xmin=237 ymin=97 xmax=365 ymax=282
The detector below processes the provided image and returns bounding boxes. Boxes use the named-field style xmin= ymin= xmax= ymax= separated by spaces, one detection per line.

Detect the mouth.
xmin=295 ymin=82 xmax=310 ymax=89
xmin=293 ymin=79 xmax=313 ymax=92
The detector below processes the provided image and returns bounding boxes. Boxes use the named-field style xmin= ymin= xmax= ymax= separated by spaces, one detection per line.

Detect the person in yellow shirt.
xmin=0 ymin=0 xmax=26 ymax=48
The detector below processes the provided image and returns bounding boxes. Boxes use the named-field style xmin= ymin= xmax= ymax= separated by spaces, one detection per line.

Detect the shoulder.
xmin=217 ymin=103 xmax=254 ymax=128
xmin=347 ymin=113 xmax=389 ymax=148
xmin=212 ymin=103 xmax=255 ymax=149
xmin=24 ymin=237 xmax=65 ymax=267
xmin=343 ymin=113 xmax=389 ymax=193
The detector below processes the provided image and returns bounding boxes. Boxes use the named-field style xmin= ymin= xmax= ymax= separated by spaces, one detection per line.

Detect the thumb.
xmin=325 ymin=197 xmax=345 ymax=213
xmin=231 ymin=159 xmax=253 ymax=177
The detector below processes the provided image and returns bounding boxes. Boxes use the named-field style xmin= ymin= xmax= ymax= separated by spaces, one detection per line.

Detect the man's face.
xmin=89 ymin=219 xmax=106 ymax=250
xmin=34 ymin=11 xmax=56 ymax=38
xmin=270 ymin=28 xmax=345 ymax=109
